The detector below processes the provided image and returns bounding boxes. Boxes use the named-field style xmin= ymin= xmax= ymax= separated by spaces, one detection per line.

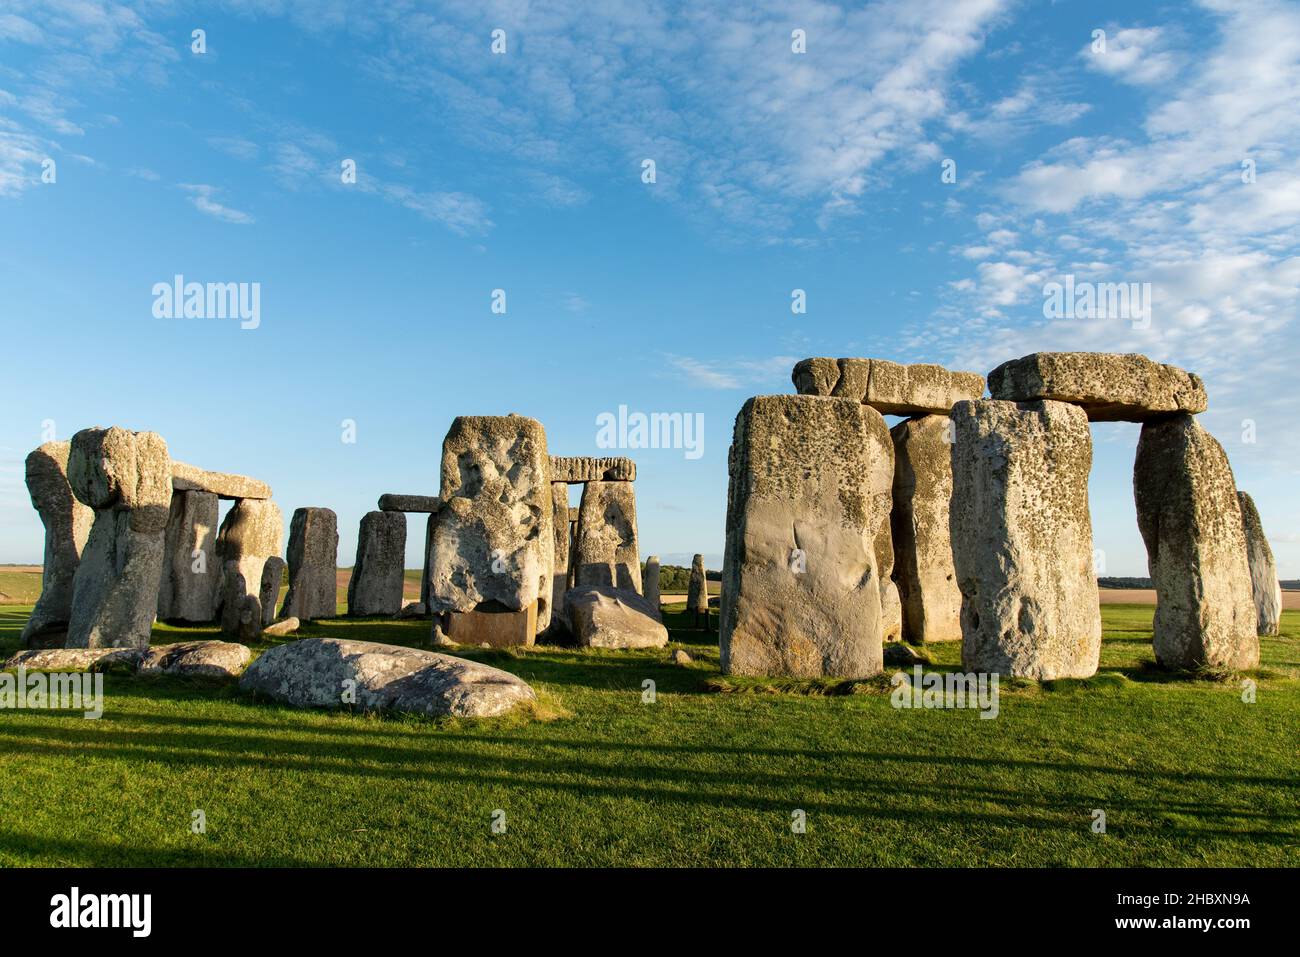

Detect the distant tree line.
xmin=645 ymin=563 xmax=720 ymax=592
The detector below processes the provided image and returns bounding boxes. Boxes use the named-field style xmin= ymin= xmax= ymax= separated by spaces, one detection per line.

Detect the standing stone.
xmin=687 ymin=554 xmax=708 ymax=615
xmin=281 ymin=507 xmax=338 ymax=620
xmin=1134 ymin=415 xmax=1259 ymax=670
xmin=157 ymin=489 xmax=220 ymax=623
xmin=890 ymin=415 xmax=962 ymax=642
xmin=950 ymin=400 xmax=1101 ymax=679
xmin=260 ymin=556 xmax=286 ymax=627
xmin=874 ymin=518 xmax=902 ymax=642
xmin=427 ymin=415 xmax=552 ymax=646
xmin=215 ymin=498 xmax=283 ymax=638
xmin=66 ymin=427 xmax=172 ymax=649
xmin=420 ymin=512 xmax=436 ymax=610
xmin=550 ymin=482 xmax=571 ymax=628
xmin=643 ymin=555 xmax=662 ymax=621
xmin=720 ymin=395 xmax=892 ymax=678
xmin=22 ymin=441 xmax=93 ymax=647
xmin=1238 ymin=491 xmax=1281 ymax=637
xmin=348 ymin=511 xmax=407 ymax=616
xmin=573 ymin=481 xmax=641 ymax=593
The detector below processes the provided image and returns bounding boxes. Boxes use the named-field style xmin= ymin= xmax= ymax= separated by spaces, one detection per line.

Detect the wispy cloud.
xmin=179 ymin=183 xmax=255 ymax=225
xmin=664 ymin=354 xmax=798 ymax=390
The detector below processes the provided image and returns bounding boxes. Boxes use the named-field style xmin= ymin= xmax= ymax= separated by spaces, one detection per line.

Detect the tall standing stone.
xmin=1134 ymin=415 xmax=1259 ymax=670
xmin=348 ymin=511 xmax=407 ymax=616
xmin=281 ymin=507 xmax=339 ymax=620
xmin=22 ymin=441 xmax=93 ymax=647
xmin=720 ymin=395 xmax=892 ymax=678
xmin=874 ymin=518 xmax=902 ymax=642
xmin=216 ymin=498 xmax=283 ymax=638
xmin=550 ymin=482 xmax=571 ymax=627
xmin=260 ymin=556 xmax=286 ymax=627
xmin=890 ymin=415 xmax=962 ymax=642
xmin=427 ymin=415 xmax=552 ymax=646
xmin=420 ymin=512 xmax=436 ymax=610
xmin=950 ymin=400 xmax=1101 ymax=679
xmin=687 ymin=554 xmax=708 ymax=615
xmin=66 ymin=427 xmax=172 ymax=649
xmin=643 ymin=555 xmax=662 ymax=621
xmin=157 ymin=489 xmax=220 ymax=623
xmin=1237 ymin=491 xmax=1281 ymax=637
xmin=573 ymin=481 xmax=641 ymax=593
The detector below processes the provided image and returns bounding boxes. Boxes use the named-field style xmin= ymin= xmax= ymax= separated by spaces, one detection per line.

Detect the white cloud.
xmin=1082 ymin=26 xmax=1182 ymax=86
xmin=179 ymin=184 xmax=255 ymax=225
xmin=664 ymin=354 xmax=798 ymax=390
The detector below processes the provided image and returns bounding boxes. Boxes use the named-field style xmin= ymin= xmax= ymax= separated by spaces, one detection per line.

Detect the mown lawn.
xmin=0 ymin=602 xmax=1296 ymax=867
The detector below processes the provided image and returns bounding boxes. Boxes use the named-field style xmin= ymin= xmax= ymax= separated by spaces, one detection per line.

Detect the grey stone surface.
xmin=157 ymin=489 xmax=220 ymax=623
xmin=567 ymin=585 xmax=669 ymax=649
xmin=550 ymin=482 xmax=571 ymax=629
xmin=950 ymin=400 xmax=1101 ymax=679
xmin=720 ymin=395 xmax=892 ymax=678
xmin=987 ymin=352 xmax=1207 ymax=422
xmin=66 ymin=427 xmax=171 ymax=650
xmin=875 ymin=515 xmax=902 ymax=642
xmin=793 ymin=357 xmax=984 ymax=416
xmin=239 ymin=637 xmax=537 ymax=718
xmin=170 ymin=461 xmax=271 ymax=500
xmin=263 ymin=617 xmax=300 ymax=637
xmin=687 ymin=554 xmax=708 ymax=614
xmin=215 ymin=498 xmax=283 ymax=638
xmin=138 ymin=640 xmax=250 ymax=679
xmin=22 ymin=441 xmax=93 ymax=647
xmin=550 ymin=456 xmax=636 ymax=482
xmin=378 ymin=493 xmax=442 ymax=513
xmin=348 ymin=510 xmax=407 ymax=616
xmin=573 ymin=480 xmax=641 ymax=593
xmin=1134 ymin=415 xmax=1259 ymax=670
xmin=4 ymin=647 xmax=143 ymax=672
xmin=1238 ymin=491 xmax=1282 ymax=637
xmin=281 ymin=507 xmax=338 ymax=620
xmin=428 ymin=415 xmax=553 ymax=635
xmin=220 ymin=565 xmax=264 ymax=642
xmin=420 ymin=512 xmax=435 ymax=609
xmin=890 ymin=415 xmax=963 ymax=642
xmin=259 ymin=556 xmax=285 ymax=627
xmin=643 ymin=555 xmax=662 ymax=621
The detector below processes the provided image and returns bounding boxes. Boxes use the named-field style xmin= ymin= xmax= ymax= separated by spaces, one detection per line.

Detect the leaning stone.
xmin=1134 ymin=415 xmax=1258 ymax=669
xmin=720 ymin=395 xmax=892 ymax=678
xmin=66 ymin=427 xmax=171 ymax=649
xmin=428 ymin=415 xmax=552 ymax=633
xmin=170 ymin=461 xmax=271 ymax=500
xmin=950 ymin=400 xmax=1101 ymax=679
xmin=22 ymin=441 xmax=93 ymax=647
xmin=378 ymin=493 xmax=442 ymax=513
xmin=262 ymin=617 xmax=300 ymax=637
xmin=215 ymin=498 xmax=283 ymax=637
xmin=987 ymin=352 xmax=1207 ymax=422
xmin=348 ymin=511 xmax=407 ymax=616
xmin=643 ymin=555 xmax=662 ymax=621
xmin=793 ymin=358 xmax=984 ymax=416
xmin=567 ymin=586 xmax=669 ymax=649
xmin=4 ymin=647 xmax=143 ymax=673
xmin=890 ymin=415 xmax=963 ymax=642
xmin=687 ymin=554 xmax=708 ymax=614
xmin=138 ymin=640 xmax=250 ymax=679
xmin=158 ymin=489 xmax=220 ymax=623
xmin=239 ymin=637 xmax=536 ymax=718
xmin=1238 ymin=491 xmax=1282 ymax=637
xmin=573 ymin=481 xmax=641 ymax=592
xmin=281 ymin=507 xmax=338 ymax=620
xmin=550 ymin=456 xmax=636 ymax=482
xmin=259 ymin=556 xmax=285 ymax=627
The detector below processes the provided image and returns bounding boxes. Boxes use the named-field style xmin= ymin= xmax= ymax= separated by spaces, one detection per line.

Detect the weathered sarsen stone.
xmin=427 ymin=415 xmax=553 ymax=640
xmin=573 ymin=481 xmax=641 ymax=593
xmin=348 ymin=511 xmax=406 ymax=616
xmin=378 ymin=493 xmax=442 ymax=513
xmin=567 ymin=585 xmax=668 ymax=649
xmin=1134 ymin=415 xmax=1258 ymax=670
xmin=793 ymin=358 xmax=984 ymax=416
xmin=874 ymin=516 xmax=902 ymax=642
xmin=157 ymin=489 xmax=220 ymax=623
xmin=988 ymin=352 xmax=1207 ymax=422
xmin=687 ymin=553 xmax=708 ymax=615
xmin=215 ymin=498 xmax=283 ymax=638
xmin=22 ymin=441 xmax=93 ymax=647
xmin=170 ymin=461 xmax=271 ymax=500
xmin=66 ymin=427 xmax=172 ymax=649
xmin=1238 ymin=491 xmax=1281 ymax=637
xmin=259 ymin=556 xmax=285 ymax=627
xmin=720 ymin=395 xmax=892 ymax=678
xmin=549 ymin=482 xmax=571 ymax=628
xmin=890 ymin=415 xmax=962 ymax=642
xmin=950 ymin=400 xmax=1101 ymax=679
xmin=550 ymin=456 xmax=636 ymax=482
xmin=281 ymin=507 xmax=338 ymax=620
xmin=643 ymin=555 xmax=662 ymax=621
xmin=138 ymin=640 xmax=250 ymax=679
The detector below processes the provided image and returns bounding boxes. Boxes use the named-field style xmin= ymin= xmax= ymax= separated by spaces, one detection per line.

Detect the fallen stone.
xmin=4 ymin=647 xmax=143 ymax=673
xmin=263 ymin=617 xmax=300 ymax=637
xmin=22 ymin=441 xmax=93 ymax=647
xmin=138 ymin=640 xmax=250 ymax=679
xmin=550 ymin=456 xmax=636 ymax=482
xmin=890 ymin=415 xmax=963 ymax=642
xmin=987 ymin=352 xmax=1207 ymax=422
xmin=1134 ymin=415 xmax=1258 ymax=669
xmin=66 ymin=427 xmax=172 ymax=650
xmin=348 ymin=510 xmax=407 ymax=616
xmin=170 ymin=460 xmax=271 ymax=500
xmin=883 ymin=642 xmax=929 ymax=666
xmin=378 ymin=493 xmax=442 ymax=513
xmin=1238 ymin=491 xmax=1282 ymax=637
xmin=259 ymin=556 xmax=285 ymax=627
xmin=720 ymin=395 xmax=893 ymax=678
xmin=793 ymin=357 xmax=984 ymax=416
xmin=573 ymin=481 xmax=641 ymax=593
xmin=397 ymin=601 xmax=427 ymax=619
xmin=950 ymin=400 xmax=1101 ymax=679
xmin=281 ymin=507 xmax=338 ymax=620
xmin=687 ymin=553 xmax=708 ymax=615
xmin=670 ymin=648 xmax=693 ymax=665
xmin=567 ymin=586 xmax=669 ymax=649
xmin=239 ymin=637 xmax=537 ymax=718
xmin=157 ymin=489 xmax=220 ymax=623
xmin=643 ymin=555 xmax=662 ymax=622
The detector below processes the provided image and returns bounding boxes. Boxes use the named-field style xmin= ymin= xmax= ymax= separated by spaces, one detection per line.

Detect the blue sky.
xmin=2 ymin=0 xmax=1298 ymax=576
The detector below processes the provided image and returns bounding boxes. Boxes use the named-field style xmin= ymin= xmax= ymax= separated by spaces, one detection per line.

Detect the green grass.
xmin=0 ymin=602 xmax=1296 ymax=867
